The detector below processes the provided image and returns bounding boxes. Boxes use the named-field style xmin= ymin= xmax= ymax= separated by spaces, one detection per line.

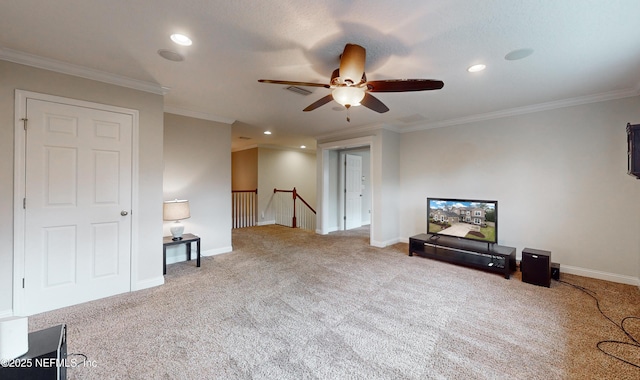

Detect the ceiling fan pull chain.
xmin=346 ymin=104 xmax=351 ymax=122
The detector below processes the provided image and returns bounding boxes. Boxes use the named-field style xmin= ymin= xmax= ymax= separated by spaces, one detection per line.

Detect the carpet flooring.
xmin=28 ymin=225 xmax=639 ymax=379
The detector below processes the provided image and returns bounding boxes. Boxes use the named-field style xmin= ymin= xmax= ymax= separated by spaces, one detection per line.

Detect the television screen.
xmin=427 ymin=197 xmax=498 ymax=243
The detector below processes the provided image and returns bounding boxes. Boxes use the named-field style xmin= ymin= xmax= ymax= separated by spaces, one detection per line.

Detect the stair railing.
xmin=232 ymin=189 xmax=257 ymax=228
xmin=273 ymin=187 xmax=316 ymax=231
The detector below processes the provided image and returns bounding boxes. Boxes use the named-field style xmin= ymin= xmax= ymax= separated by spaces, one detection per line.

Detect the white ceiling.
xmin=2 ymin=0 xmax=640 ymax=151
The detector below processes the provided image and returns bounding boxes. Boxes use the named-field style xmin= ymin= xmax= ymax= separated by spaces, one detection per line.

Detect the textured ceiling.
xmin=1 ymin=0 xmax=639 ymax=151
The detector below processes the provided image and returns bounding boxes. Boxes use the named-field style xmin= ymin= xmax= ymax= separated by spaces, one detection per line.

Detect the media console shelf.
xmin=409 ymin=233 xmax=516 ymax=279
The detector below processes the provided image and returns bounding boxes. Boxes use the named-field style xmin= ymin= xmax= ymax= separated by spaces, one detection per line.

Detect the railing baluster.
xmin=231 ymin=189 xmax=257 ymax=229
xmin=273 ymin=188 xmax=316 ymax=231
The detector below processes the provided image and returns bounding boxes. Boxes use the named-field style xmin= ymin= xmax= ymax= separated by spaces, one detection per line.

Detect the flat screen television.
xmin=427 ymin=197 xmax=498 ymax=243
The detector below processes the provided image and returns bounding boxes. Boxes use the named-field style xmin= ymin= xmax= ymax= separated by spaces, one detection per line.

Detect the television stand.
xmin=409 ymin=233 xmax=516 ymax=279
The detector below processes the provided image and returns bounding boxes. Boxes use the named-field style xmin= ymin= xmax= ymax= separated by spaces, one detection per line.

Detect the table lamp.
xmin=163 ymin=199 xmax=190 ymax=240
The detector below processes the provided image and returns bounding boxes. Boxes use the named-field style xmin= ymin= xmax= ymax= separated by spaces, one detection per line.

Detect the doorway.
xmin=339 ymin=150 xmax=371 ymax=230
xmin=317 ymin=136 xmax=374 ymax=244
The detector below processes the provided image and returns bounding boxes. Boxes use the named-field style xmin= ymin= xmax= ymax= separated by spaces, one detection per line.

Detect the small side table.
xmin=163 ymin=233 xmax=201 ymax=275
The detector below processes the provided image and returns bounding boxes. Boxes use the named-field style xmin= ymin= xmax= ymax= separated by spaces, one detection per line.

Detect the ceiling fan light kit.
xmin=258 ymin=43 xmax=444 ymax=122
xmin=332 ymin=86 xmax=365 ymax=108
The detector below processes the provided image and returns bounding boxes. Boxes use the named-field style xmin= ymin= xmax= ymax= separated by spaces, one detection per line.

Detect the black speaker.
xmin=628 ymin=123 xmax=640 ymax=179
xmin=522 ymin=248 xmax=551 ymax=287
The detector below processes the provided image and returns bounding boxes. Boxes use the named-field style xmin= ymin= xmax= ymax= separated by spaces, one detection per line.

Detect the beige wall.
xmin=257 ymin=147 xmax=316 ymax=224
xmin=0 ymin=61 xmax=165 ymax=315
xmin=399 ymin=96 xmax=640 ymax=284
xmin=163 ymin=113 xmax=232 ymax=263
xmin=231 ymin=148 xmax=258 ymax=190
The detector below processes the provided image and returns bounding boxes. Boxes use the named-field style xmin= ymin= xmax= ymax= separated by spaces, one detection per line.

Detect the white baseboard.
xmin=371 ymin=237 xmax=402 ymax=248
xmin=257 ymin=220 xmax=275 ymax=226
xmin=559 ymin=264 xmax=639 ymax=287
xmin=202 ymin=246 xmax=232 ymax=257
xmin=165 ymin=248 xmax=186 ymax=265
xmin=0 ymin=309 xmax=13 ymax=318
xmin=166 ymin=245 xmax=232 ymax=265
xmin=133 ymin=276 xmax=164 ymax=291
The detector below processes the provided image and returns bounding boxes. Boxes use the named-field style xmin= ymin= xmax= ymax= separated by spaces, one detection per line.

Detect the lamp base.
xmin=171 ymin=237 xmax=183 ymax=241
xmin=170 ymin=221 xmax=184 ymax=240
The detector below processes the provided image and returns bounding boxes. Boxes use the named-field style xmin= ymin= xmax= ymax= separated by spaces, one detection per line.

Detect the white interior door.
xmin=22 ymin=98 xmax=132 ymax=315
xmin=344 ymin=154 xmax=362 ymax=230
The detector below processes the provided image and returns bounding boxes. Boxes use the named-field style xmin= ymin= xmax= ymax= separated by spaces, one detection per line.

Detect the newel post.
xmin=292 ymin=187 xmax=297 ymax=228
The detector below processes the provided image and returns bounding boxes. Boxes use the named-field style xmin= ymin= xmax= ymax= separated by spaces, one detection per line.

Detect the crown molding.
xmin=257 ymin=144 xmax=315 ymax=153
xmin=164 ymin=105 xmax=236 ymax=125
xmin=316 ymin=87 xmax=640 ymax=140
xmin=231 ymin=144 xmax=315 ymax=153
xmin=0 ymin=47 xmax=170 ymax=95
xmin=398 ymin=87 xmax=640 ymax=133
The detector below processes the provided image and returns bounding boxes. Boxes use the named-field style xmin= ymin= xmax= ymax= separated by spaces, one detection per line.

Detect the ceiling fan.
xmin=258 ymin=43 xmax=444 ymax=121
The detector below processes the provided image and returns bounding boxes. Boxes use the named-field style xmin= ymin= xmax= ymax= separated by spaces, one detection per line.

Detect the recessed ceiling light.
xmin=467 ymin=64 xmax=486 ymax=73
xmin=505 ymin=48 xmax=534 ymax=61
xmin=170 ymin=33 xmax=192 ymax=46
xmin=300 ymin=145 xmax=306 ymax=149
xmin=158 ymin=49 xmax=184 ymax=62
xmin=264 ymin=131 xmax=272 ymax=135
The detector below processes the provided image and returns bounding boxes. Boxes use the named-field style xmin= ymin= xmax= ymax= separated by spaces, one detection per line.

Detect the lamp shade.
xmin=163 ymin=199 xmax=190 ymax=221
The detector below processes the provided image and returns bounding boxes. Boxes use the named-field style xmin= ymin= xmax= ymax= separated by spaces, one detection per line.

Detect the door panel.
xmin=45 ymin=146 xmax=77 ymax=205
xmin=345 ymin=154 xmax=362 ymax=230
xmin=92 ymin=222 xmax=120 ymax=278
xmin=23 ymin=98 xmax=132 ymax=315
xmin=94 ymin=150 xmax=121 ymax=203
xmin=43 ymin=226 xmax=77 ymax=287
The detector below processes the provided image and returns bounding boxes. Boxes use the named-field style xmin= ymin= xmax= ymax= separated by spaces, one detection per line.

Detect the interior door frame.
xmin=317 ymin=136 xmax=375 ymax=245
xmin=13 ymin=90 xmax=140 ymax=315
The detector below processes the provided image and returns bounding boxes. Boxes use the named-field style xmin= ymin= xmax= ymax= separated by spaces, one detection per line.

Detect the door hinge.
xmin=22 ymin=278 xmax=25 ymax=288
xmin=23 ymin=198 xmax=26 ymax=209
xmin=21 ymin=118 xmax=27 ymax=130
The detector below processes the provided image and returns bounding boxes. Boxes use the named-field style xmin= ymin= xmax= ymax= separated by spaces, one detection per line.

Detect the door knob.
xmin=121 ymin=210 xmax=129 ymax=216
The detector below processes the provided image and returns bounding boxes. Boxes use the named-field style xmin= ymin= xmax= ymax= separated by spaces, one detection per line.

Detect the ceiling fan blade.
xmin=339 ymin=44 xmax=366 ymax=85
xmin=366 ymin=79 xmax=444 ymax=92
xmin=360 ymin=93 xmax=389 ymax=113
xmin=303 ymin=94 xmax=334 ymax=112
xmin=258 ymin=79 xmax=330 ymax=88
